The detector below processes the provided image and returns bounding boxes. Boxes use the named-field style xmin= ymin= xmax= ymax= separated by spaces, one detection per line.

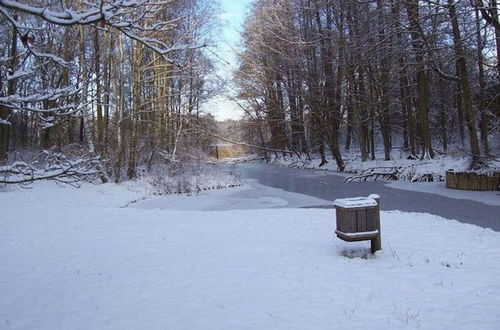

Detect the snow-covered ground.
xmin=269 ymin=153 xmax=500 ymax=183
xmin=1 ymin=180 xmax=500 ymax=329
xmin=132 ymin=179 xmax=331 ymax=211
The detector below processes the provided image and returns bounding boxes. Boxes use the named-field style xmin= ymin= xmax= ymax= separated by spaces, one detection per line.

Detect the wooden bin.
xmin=334 ymin=195 xmax=381 ymax=253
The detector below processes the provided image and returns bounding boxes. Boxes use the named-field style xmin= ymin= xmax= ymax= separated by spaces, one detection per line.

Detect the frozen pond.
xmin=232 ymin=162 xmax=500 ymax=231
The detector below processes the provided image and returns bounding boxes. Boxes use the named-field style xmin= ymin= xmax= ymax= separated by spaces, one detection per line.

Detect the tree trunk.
xmin=93 ymin=26 xmax=104 ymax=155
xmin=448 ymin=0 xmax=481 ymax=168
xmin=475 ymin=6 xmax=490 ymax=156
xmin=455 ymin=70 xmax=465 ymax=148
xmin=404 ymin=0 xmax=434 ymax=159
xmin=438 ymin=77 xmax=448 ymax=152
xmin=376 ymin=0 xmax=392 ymax=161
xmin=315 ymin=2 xmax=344 ymax=171
xmin=127 ymin=42 xmax=141 ymax=179
xmin=0 ymin=17 xmax=17 ymax=162
xmin=113 ymin=34 xmax=125 ymax=182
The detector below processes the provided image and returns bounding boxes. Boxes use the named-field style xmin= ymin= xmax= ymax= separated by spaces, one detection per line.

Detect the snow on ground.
xmin=1 ymin=180 xmax=500 ymax=329
xmin=132 ymin=179 xmax=331 ymax=211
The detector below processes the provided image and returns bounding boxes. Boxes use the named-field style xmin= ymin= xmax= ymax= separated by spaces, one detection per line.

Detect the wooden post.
xmin=369 ymin=194 xmax=381 ymax=253
xmin=215 ymin=145 xmax=219 ymax=160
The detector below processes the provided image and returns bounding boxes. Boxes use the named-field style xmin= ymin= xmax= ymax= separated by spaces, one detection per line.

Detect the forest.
xmin=236 ymin=0 xmax=499 ymax=171
xmin=0 ymin=0 xmax=499 ymax=185
xmin=0 ymin=0 xmax=219 ymax=185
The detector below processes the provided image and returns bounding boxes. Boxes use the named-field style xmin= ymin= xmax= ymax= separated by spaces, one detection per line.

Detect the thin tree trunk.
xmin=127 ymin=41 xmax=141 ymax=179
xmin=438 ymin=77 xmax=448 ymax=153
xmin=475 ymin=6 xmax=490 ymax=156
xmin=455 ymin=70 xmax=465 ymax=148
xmin=114 ymin=34 xmax=125 ymax=182
xmin=93 ymin=26 xmax=104 ymax=155
xmin=0 ymin=16 xmax=17 ymax=162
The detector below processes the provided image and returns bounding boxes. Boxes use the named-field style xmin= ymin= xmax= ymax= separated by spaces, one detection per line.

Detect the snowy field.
xmin=1 ymin=180 xmax=500 ymax=329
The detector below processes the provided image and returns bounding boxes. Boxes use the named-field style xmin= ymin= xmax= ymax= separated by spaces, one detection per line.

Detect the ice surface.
xmin=386 ymin=181 xmax=500 ymax=207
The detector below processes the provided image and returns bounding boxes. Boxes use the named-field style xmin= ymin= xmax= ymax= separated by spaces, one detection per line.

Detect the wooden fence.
xmin=445 ymin=171 xmax=500 ymax=191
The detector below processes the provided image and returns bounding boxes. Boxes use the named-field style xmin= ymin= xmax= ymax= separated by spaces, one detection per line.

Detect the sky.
xmin=203 ymin=0 xmax=252 ymax=121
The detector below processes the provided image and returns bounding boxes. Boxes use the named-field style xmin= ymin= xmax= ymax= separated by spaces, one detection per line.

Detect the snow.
xmin=0 ymin=0 xmax=207 ymax=61
xmin=1 ymin=180 xmax=500 ymax=329
xmin=0 ymin=153 xmax=101 ymax=185
xmin=143 ymin=163 xmax=243 ymax=195
xmin=0 ymin=118 xmax=11 ymax=126
xmin=269 ymin=153 xmax=500 ymax=183
xmin=6 ymin=69 xmax=34 ymax=81
xmin=386 ymin=181 xmax=500 ymax=207
xmin=335 ymin=230 xmax=379 ymax=238
xmin=342 ymin=156 xmax=471 ymax=182
xmin=333 ymin=196 xmax=378 ymax=208
xmin=132 ymin=179 xmax=330 ymax=211
xmin=0 ymin=86 xmax=78 ymax=104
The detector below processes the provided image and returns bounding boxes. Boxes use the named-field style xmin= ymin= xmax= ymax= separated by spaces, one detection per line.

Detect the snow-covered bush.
xmin=142 ymin=158 xmax=242 ymax=195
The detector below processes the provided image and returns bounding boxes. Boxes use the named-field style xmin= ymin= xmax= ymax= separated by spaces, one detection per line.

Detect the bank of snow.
xmin=1 ymin=182 xmax=499 ymax=329
xmin=270 ymin=153 xmax=500 ymax=183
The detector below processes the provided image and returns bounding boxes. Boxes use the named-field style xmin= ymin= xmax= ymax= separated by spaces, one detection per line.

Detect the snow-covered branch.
xmin=0 ymin=151 xmax=104 ymax=186
xmin=0 ymin=87 xmax=83 ymax=124
xmin=0 ymin=86 xmax=80 ymax=105
xmin=0 ymin=0 xmax=205 ymax=60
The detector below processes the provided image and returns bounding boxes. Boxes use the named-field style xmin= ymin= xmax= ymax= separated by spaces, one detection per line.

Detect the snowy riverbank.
xmin=1 ymin=181 xmax=499 ymax=329
xmin=268 ymin=153 xmax=500 ymax=183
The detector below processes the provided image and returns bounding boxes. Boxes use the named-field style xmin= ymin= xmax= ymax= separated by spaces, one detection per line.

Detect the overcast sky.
xmin=203 ymin=0 xmax=252 ymax=121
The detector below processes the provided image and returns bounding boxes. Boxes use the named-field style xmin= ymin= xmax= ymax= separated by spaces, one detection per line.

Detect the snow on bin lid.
xmin=333 ymin=196 xmax=378 ymax=208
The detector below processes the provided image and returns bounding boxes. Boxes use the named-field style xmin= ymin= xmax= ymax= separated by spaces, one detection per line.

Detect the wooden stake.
xmin=369 ymin=194 xmax=382 ymax=253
